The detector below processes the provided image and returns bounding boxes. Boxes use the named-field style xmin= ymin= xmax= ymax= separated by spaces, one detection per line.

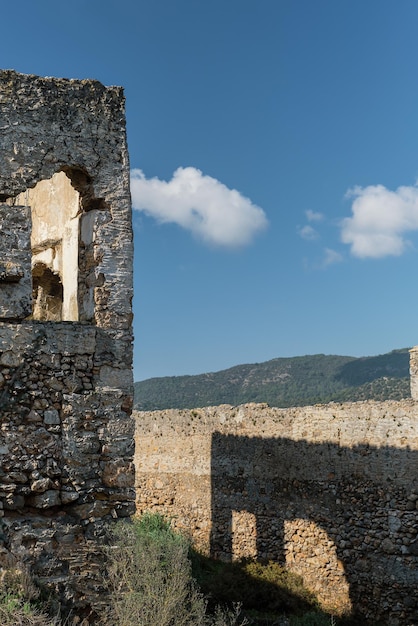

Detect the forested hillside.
xmin=134 ymin=349 xmax=410 ymax=411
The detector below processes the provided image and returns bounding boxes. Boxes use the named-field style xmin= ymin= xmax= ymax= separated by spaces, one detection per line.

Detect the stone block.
xmin=44 ymin=409 xmax=60 ymax=425
xmin=28 ymin=490 xmax=61 ymax=508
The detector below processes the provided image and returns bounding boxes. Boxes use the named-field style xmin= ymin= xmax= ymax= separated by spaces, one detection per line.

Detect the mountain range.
xmin=133 ymin=349 xmax=411 ymax=411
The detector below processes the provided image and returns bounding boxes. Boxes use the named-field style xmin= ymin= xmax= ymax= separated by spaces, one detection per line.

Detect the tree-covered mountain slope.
xmin=134 ymin=349 xmax=411 ymax=411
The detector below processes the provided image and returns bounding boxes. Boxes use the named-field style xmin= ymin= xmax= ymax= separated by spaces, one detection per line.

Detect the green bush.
xmin=105 ymin=512 xmax=246 ymax=626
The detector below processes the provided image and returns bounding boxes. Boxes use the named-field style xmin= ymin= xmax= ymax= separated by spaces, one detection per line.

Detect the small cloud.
xmin=322 ymin=248 xmax=343 ymax=267
xmin=341 ymin=183 xmax=418 ymax=258
xmin=302 ymin=247 xmax=343 ymax=271
xmin=306 ymin=209 xmax=324 ymax=222
xmin=298 ymin=225 xmax=319 ymax=240
xmin=130 ymin=167 xmax=268 ymax=247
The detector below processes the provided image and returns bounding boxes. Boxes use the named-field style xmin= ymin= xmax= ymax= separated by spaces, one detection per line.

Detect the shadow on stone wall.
xmin=210 ymin=433 xmax=418 ymax=621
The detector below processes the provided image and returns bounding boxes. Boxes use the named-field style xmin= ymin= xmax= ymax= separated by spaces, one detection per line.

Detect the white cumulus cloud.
xmin=130 ymin=167 xmax=268 ymax=247
xmin=341 ymin=183 xmax=418 ymax=258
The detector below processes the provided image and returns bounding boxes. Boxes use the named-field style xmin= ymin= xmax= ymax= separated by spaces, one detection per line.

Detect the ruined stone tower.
xmin=0 ymin=70 xmax=134 ymax=619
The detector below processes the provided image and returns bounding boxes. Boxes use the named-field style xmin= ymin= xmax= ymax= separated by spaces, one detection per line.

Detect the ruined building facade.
xmin=0 ymin=70 xmax=134 ymax=619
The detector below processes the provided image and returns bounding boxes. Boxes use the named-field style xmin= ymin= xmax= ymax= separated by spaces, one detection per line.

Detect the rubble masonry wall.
xmin=135 ymin=401 xmax=418 ymax=624
xmin=0 ymin=71 xmax=134 ymax=621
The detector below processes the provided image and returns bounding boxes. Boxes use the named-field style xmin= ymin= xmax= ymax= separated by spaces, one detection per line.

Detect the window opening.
xmin=13 ymin=171 xmax=80 ymax=321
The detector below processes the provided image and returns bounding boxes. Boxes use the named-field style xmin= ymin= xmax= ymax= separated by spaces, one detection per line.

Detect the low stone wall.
xmin=135 ymin=401 xmax=418 ymax=624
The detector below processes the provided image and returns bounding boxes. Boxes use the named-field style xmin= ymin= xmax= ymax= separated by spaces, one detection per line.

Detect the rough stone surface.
xmin=0 ymin=69 xmax=132 ymax=328
xmin=0 ymin=205 xmax=32 ymax=319
xmin=409 ymin=346 xmax=418 ymax=401
xmin=135 ymin=400 xmax=418 ymax=624
xmin=0 ymin=70 xmax=134 ymax=623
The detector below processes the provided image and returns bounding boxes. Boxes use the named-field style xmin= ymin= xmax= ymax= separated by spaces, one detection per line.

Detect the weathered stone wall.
xmin=409 ymin=347 xmax=418 ymax=401
xmin=135 ymin=401 xmax=418 ymax=624
xmin=0 ymin=69 xmax=132 ymax=328
xmin=0 ymin=70 xmax=134 ymax=622
xmin=0 ymin=324 xmax=134 ymax=614
xmin=0 ymin=204 xmax=32 ymax=319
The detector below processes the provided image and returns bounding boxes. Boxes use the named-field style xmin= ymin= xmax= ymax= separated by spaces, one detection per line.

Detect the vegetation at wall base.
xmin=104 ymin=513 xmax=373 ymax=626
xmin=190 ymin=553 xmax=319 ymax=616
xmin=190 ymin=552 xmax=370 ymax=626
xmin=134 ymin=349 xmax=411 ymax=411
xmin=0 ymin=562 xmax=60 ymax=625
xmin=105 ymin=512 xmax=247 ymax=625
xmin=0 ymin=513 xmax=379 ymax=625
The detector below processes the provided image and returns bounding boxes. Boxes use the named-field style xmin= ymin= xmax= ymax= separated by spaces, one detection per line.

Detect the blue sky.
xmin=3 ymin=1 xmax=418 ymax=381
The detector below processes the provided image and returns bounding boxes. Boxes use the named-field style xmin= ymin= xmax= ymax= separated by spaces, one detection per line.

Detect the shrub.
xmin=105 ymin=512 xmax=246 ymax=626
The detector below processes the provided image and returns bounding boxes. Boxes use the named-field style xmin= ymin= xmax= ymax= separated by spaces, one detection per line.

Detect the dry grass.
xmin=0 ymin=562 xmax=60 ymax=626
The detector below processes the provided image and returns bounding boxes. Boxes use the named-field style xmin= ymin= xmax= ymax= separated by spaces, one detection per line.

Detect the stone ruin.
xmin=0 ymin=70 xmax=134 ymax=620
xmin=136 ymin=400 xmax=418 ymax=624
xmin=4 ymin=68 xmax=418 ymax=626
xmin=136 ymin=351 xmax=418 ymax=623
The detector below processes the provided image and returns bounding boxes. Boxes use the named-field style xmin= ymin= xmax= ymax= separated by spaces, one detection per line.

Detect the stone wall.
xmin=0 ymin=71 xmax=134 ymax=622
xmin=409 ymin=347 xmax=418 ymax=402
xmin=0 ymin=69 xmax=132 ymax=327
xmin=135 ymin=401 xmax=418 ymax=624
